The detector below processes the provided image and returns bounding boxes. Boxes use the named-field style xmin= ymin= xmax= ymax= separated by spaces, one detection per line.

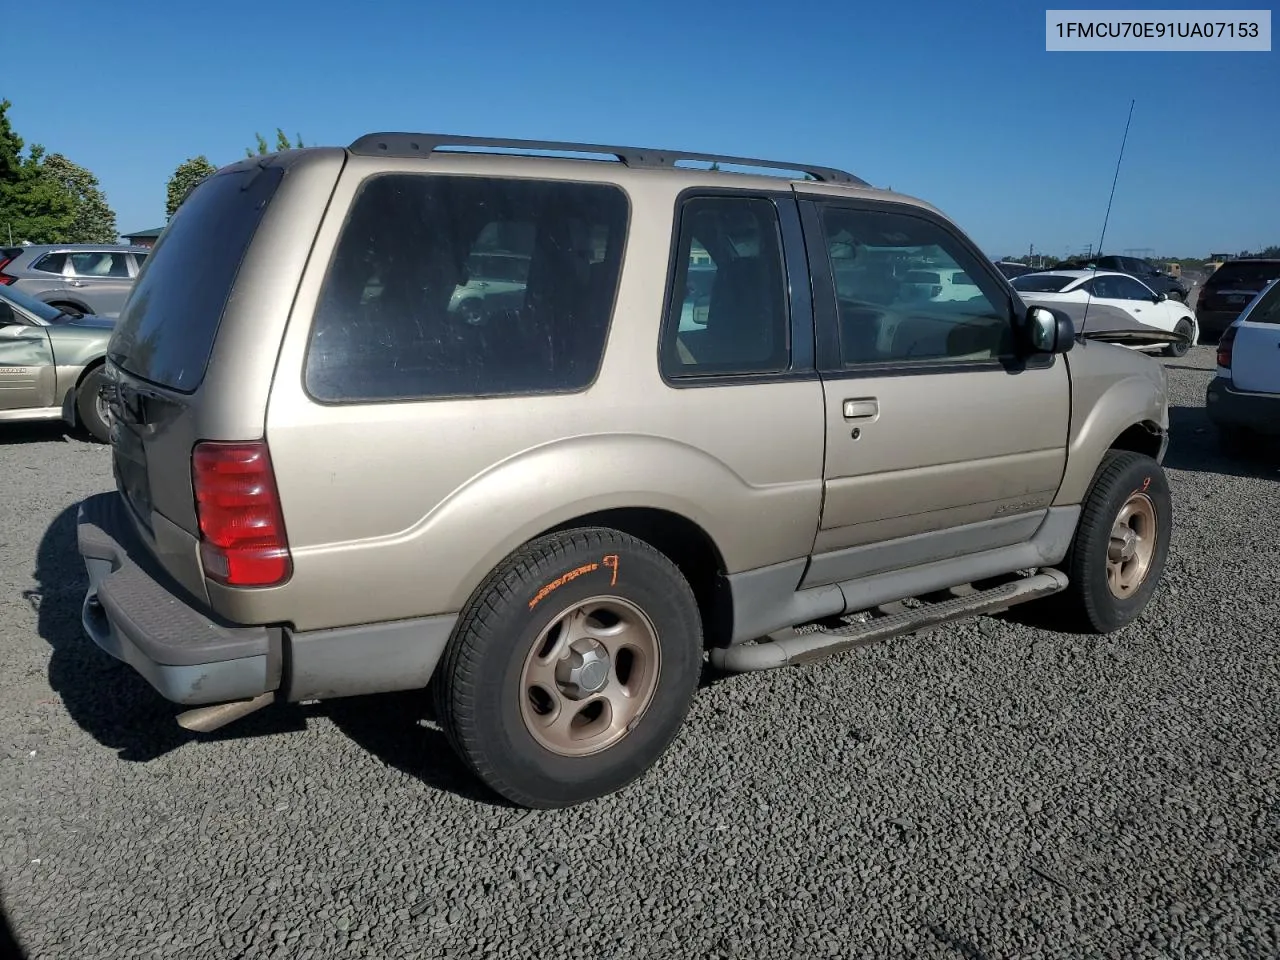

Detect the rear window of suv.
xmin=107 ymin=163 xmax=284 ymax=393
xmin=1244 ymin=281 xmax=1280 ymax=324
xmin=1206 ymin=261 xmax=1280 ymax=288
xmin=304 ymin=173 xmax=629 ymax=403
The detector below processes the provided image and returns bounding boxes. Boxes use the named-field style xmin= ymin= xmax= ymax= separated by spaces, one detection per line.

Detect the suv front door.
xmin=798 ymin=196 xmax=1071 ymax=587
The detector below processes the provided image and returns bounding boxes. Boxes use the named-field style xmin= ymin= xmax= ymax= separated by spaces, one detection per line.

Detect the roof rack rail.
xmin=347 ymin=132 xmax=869 ymax=186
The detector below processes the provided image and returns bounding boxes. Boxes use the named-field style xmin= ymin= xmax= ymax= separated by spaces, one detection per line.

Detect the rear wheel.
xmin=1163 ymin=319 xmax=1194 ymax=357
xmin=75 ymin=366 xmax=111 ymax=443
xmin=433 ymin=527 xmax=703 ymax=808
xmin=1050 ymin=451 xmax=1172 ymax=633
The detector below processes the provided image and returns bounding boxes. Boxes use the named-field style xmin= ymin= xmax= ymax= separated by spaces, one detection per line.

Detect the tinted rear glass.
xmin=1011 ymin=274 xmax=1076 ymax=293
xmin=1244 ymin=281 xmax=1280 ymax=324
xmin=304 ymin=173 xmax=629 ymax=402
xmin=107 ymin=164 xmax=283 ymax=393
xmin=1206 ymin=261 xmax=1280 ymax=288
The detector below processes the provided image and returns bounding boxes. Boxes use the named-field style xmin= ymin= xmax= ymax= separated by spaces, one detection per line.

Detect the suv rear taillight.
xmin=0 ymin=256 xmax=16 ymax=285
xmin=1216 ymin=325 xmax=1237 ymax=370
xmin=192 ymin=440 xmax=292 ymax=587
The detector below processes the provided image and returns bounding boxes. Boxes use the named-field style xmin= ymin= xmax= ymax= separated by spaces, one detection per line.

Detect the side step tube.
xmin=709 ymin=570 xmax=1068 ymax=674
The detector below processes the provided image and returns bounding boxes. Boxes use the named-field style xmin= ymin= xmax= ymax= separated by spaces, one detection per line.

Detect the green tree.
xmin=1 ymin=144 xmax=75 ymax=245
xmin=246 ymin=127 xmax=305 ymax=157
xmin=166 ymin=155 xmax=218 ymax=218
xmin=0 ymin=100 xmax=118 ymax=245
xmin=40 ymin=153 xmax=117 ymax=242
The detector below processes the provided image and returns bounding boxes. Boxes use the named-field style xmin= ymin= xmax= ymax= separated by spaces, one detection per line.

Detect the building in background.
xmin=120 ymin=227 xmax=163 ymax=248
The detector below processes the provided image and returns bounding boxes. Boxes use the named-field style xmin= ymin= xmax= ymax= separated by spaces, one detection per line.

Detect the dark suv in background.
xmin=1197 ymin=258 xmax=1280 ymax=338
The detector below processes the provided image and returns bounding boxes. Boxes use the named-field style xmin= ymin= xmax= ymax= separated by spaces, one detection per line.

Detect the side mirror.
xmin=1027 ymin=305 xmax=1075 ymax=354
xmin=1155 ymin=292 xmax=1167 ymax=302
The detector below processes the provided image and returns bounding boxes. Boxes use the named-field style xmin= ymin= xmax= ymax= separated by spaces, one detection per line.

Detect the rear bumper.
xmin=1205 ymin=376 xmax=1280 ymax=436
xmin=77 ymin=491 xmax=460 ymax=708
xmin=1197 ymin=307 xmax=1244 ymax=335
xmin=77 ymin=492 xmax=282 ymax=705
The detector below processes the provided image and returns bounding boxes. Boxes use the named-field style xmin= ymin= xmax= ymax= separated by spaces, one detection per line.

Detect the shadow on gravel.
xmin=1163 ymin=405 xmax=1280 ymax=479
xmin=28 ymin=503 xmax=514 ymax=805
xmin=27 ymin=504 xmax=308 ymax=762
xmin=927 ymin=926 xmax=992 ymax=960
xmin=325 ymin=693 xmax=515 ymax=808
xmin=0 ymin=422 xmax=76 ymax=446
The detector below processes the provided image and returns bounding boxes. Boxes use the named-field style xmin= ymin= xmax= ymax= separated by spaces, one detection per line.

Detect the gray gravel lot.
xmin=2 ymin=345 xmax=1278 ymax=960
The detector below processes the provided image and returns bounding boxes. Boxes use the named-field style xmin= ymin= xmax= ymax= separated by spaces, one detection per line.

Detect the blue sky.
xmin=4 ymin=0 xmax=1276 ymax=257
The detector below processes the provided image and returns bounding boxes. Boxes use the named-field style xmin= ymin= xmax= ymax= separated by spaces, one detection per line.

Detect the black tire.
xmin=432 ymin=527 xmax=703 ymax=808
xmin=1052 ymin=451 xmax=1172 ymax=633
xmin=48 ymin=301 xmax=85 ymax=318
xmin=75 ymin=366 xmax=111 ymax=443
xmin=1163 ymin=319 xmax=1194 ymax=358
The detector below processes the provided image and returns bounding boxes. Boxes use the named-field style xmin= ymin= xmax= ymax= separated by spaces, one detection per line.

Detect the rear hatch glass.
xmin=1204 ymin=261 xmax=1280 ymax=294
xmin=107 ymin=163 xmax=284 ymax=393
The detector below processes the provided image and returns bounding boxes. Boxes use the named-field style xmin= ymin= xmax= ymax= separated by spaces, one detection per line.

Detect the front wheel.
xmin=75 ymin=366 xmax=112 ymax=443
xmin=1055 ymin=451 xmax=1172 ymax=633
xmin=1163 ymin=319 xmax=1195 ymax=357
xmin=433 ymin=527 xmax=703 ymax=808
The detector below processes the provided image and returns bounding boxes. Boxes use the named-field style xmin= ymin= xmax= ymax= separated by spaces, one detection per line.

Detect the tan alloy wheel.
xmin=1107 ymin=492 xmax=1157 ymax=599
xmin=519 ymin=596 xmax=661 ymax=758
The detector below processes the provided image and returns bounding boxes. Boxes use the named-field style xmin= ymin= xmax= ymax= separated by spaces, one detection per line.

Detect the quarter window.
xmin=660 ymin=195 xmax=790 ymax=378
xmin=818 ymin=205 xmax=1014 ymax=365
xmin=32 ymin=253 xmax=67 ymax=275
xmin=305 ymin=174 xmax=629 ymax=402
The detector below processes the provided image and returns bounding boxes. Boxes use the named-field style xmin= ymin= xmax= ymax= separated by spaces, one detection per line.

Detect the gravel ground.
xmin=1 ymin=345 xmax=1278 ymax=960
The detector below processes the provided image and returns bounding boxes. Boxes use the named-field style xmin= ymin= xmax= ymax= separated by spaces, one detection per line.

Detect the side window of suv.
xmin=67 ymin=252 xmax=130 ymax=278
xmin=659 ymin=195 xmax=790 ymax=378
xmin=305 ymin=174 xmax=629 ymax=402
xmin=818 ymin=204 xmax=1014 ymax=365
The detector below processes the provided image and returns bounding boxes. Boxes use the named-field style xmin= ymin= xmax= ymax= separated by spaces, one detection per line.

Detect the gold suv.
xmin=77 ymin=133 xmax=1173 ymax=808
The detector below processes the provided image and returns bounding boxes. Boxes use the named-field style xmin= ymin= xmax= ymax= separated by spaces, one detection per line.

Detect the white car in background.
xmin=1010 ymin=269 xmax=1199 ymax=358
xmin=1206 ymin=278 xmax=1280 ymax=455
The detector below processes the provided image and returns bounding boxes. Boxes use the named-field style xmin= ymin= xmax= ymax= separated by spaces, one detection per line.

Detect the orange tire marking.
xmin=528 ymin=563 xmax=598 ymax=611
xmin=602 ymin=554 xmax=619 ymax=586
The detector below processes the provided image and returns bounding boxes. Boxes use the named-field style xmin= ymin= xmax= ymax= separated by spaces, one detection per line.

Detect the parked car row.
xmin=1009 ymin=269 xmax=1198 ymax=358
xmin=0 ymin=244 xmax=150 ymax=319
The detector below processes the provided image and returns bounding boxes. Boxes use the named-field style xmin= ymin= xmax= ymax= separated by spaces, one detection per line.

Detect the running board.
xmin=709 ymin=570 xmax=1068 ymax=674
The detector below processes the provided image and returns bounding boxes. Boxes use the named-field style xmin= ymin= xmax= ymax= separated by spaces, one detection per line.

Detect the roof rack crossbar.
xmin=347 ymin=132 xmax=869 ymax=186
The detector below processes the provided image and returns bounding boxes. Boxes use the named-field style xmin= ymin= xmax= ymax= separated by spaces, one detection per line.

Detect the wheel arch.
xmin=538 ymin=507 xmax=733 ymax=648
xmin=1109 ymin=419 xmax=1166 ymax=460
xmin=1055 ymin=369 xmax=1169 ymax=506
xmin=59 ymin=357 xmax=107 ymax=426
xmin=46 ymin=297 xmax=93 ymax=316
